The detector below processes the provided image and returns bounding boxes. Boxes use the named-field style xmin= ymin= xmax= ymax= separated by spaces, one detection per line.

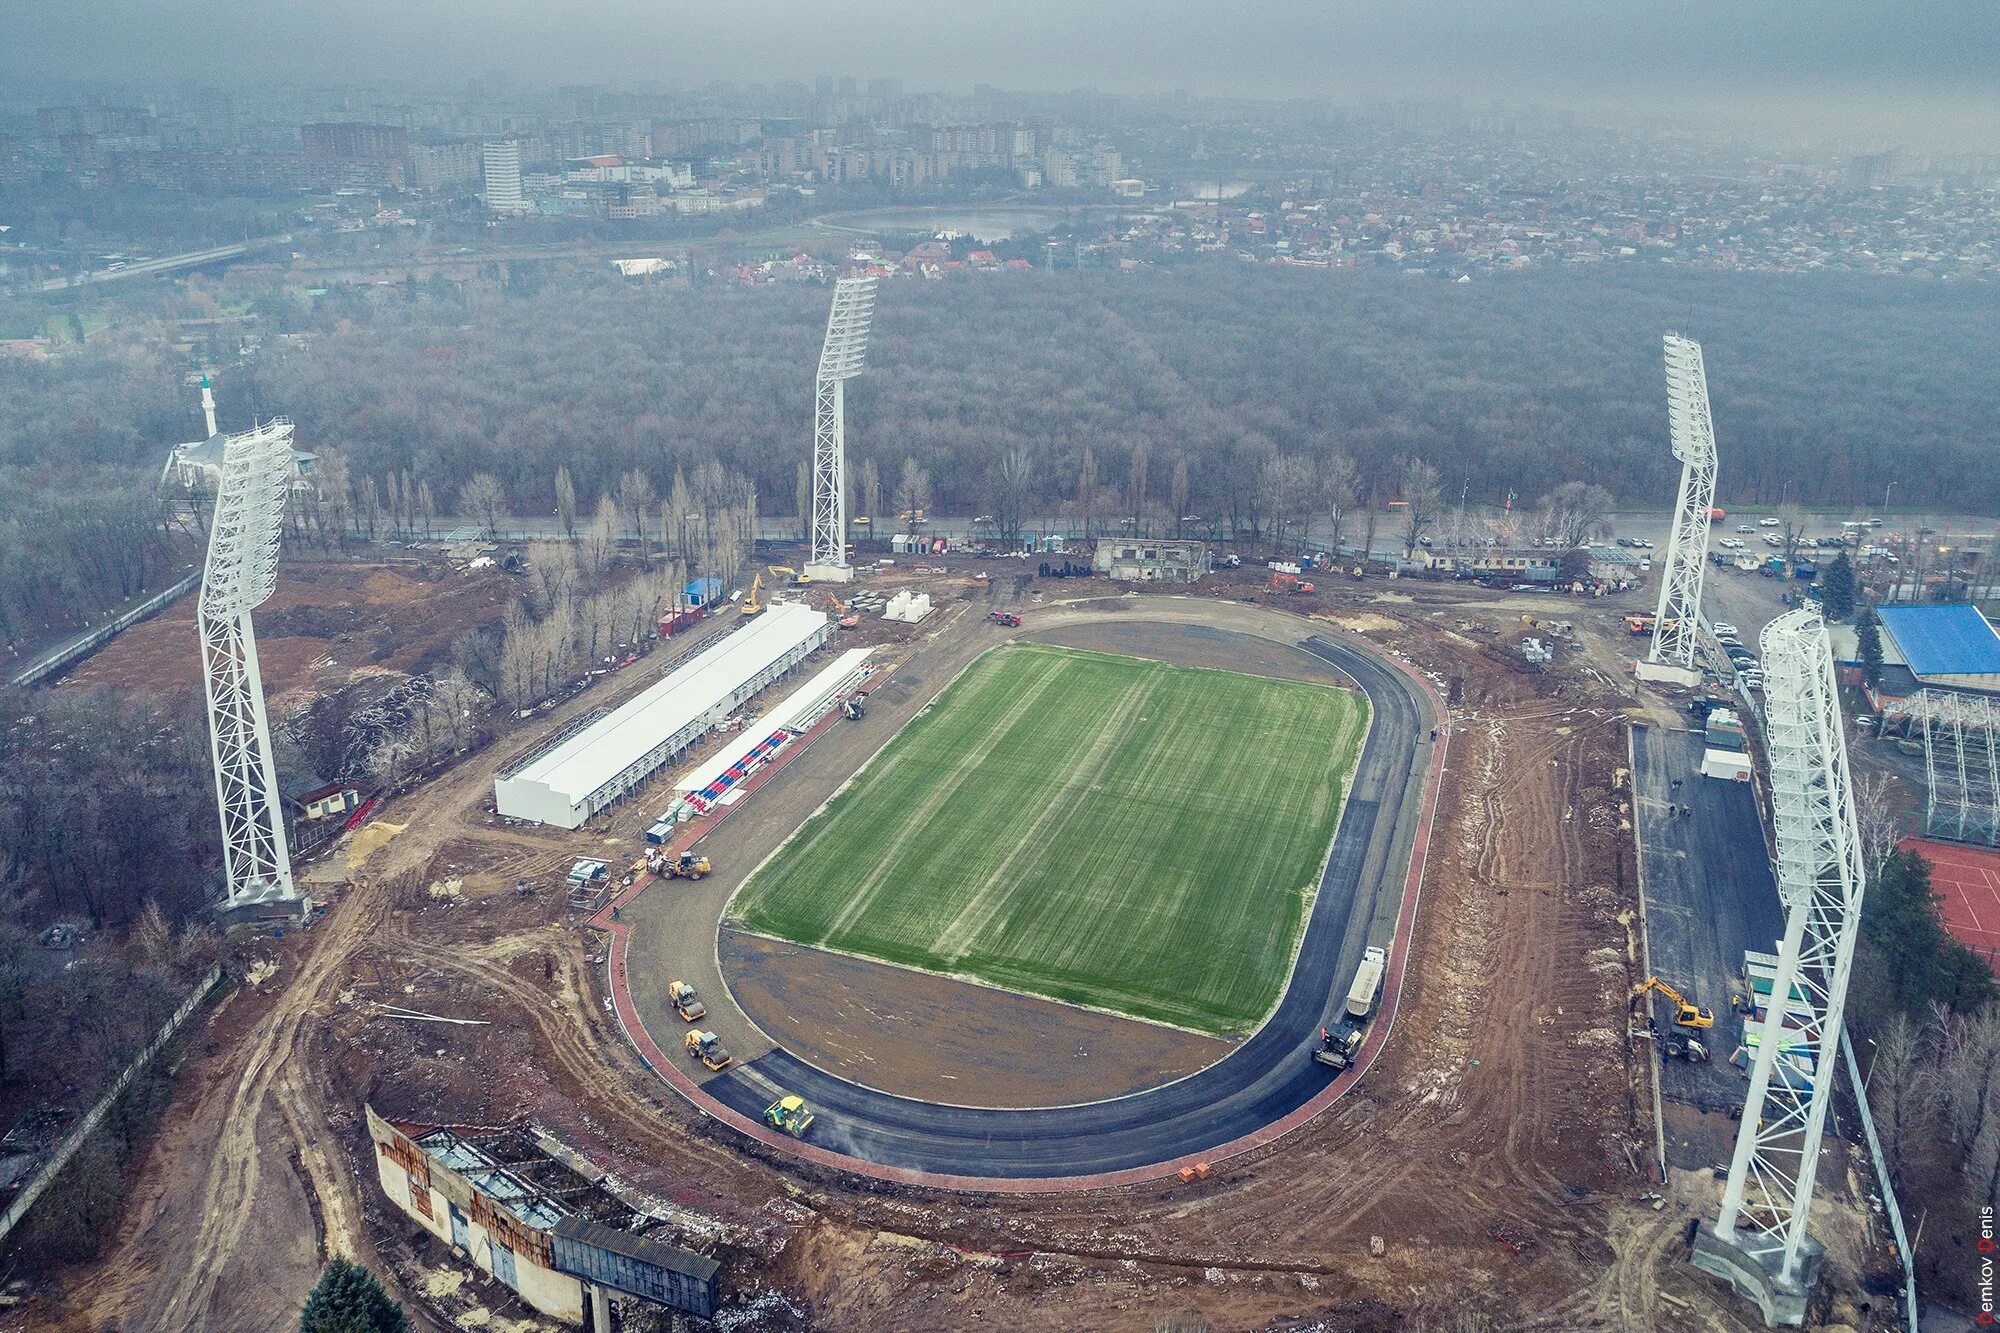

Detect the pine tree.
xmin=1820 ymin=551 xmax=1856 ymax=620
xmin=1856 ymin=602 xmax=1884 ymax=688
xmin=300 ymin=1258 xmax=409 ymax=1333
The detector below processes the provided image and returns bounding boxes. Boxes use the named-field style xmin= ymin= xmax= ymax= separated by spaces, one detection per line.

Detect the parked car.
xmin=1737 ymin=524 xmax=1756 ymax=533
xmin=1712 ymin=622 xmax=1739 ymax=637
xmin=1759 ymin=517 xmax=1781 ymax=527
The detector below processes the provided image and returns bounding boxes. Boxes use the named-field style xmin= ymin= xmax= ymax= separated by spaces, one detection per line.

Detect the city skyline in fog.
xmin=5 ymin=1 xmax=1999 ymax=152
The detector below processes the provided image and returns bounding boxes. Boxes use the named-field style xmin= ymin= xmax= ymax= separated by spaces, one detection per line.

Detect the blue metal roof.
xmin=1876 ymin=605 xmax=2000 ymax=678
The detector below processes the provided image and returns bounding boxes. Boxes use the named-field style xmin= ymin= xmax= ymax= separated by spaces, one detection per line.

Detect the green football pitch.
xmin=730 ymin=642 xmax=1369 ymax=1034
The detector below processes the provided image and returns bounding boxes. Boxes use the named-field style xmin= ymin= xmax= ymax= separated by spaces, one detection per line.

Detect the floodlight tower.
xmin=804 ymin=274 xmax=878 ymax=583
xmin=198 ymin=416 xmax=300 ymax=909
xmin=1695 ymin=605 xmax=1865 ymax=1323
xmin=1648 ymin=334 xmax=1719 ymax=672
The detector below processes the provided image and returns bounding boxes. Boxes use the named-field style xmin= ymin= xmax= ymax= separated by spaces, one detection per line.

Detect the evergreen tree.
xmin=301 ymin=1258 xmax=408 ymax=1333
xmin=1855 ymin=602 xmax=1884 ymax=687
xmin=1820 ymin=551 xmax=1856 ymax=620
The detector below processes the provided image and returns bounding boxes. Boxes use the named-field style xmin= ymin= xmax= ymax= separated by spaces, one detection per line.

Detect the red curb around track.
xmin=594 ymin=630 xmax=1452 ymax=1193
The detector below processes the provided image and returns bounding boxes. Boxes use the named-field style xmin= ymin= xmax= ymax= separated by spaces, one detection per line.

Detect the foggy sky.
xmin=7 ymin=0 xmax=1999 ymax=150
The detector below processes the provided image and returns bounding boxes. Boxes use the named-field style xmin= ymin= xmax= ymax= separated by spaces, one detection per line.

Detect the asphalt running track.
xmin=597 ymin=620 xmax=1447 ymax=1190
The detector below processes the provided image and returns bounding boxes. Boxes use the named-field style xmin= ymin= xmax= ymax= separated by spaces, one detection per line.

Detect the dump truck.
xmin=764 ymin=1095 xmax=815 ymax=1137
xmin=668 ymin=981 xmax=707 ymax=1022
xmin=684 ymin=1029 xmax=733 ymax=1070
xmin=1346 ymin=946 xmax=1388 ymax=1019
xmin=1633 ymin=976 xmax=1715 ymax=1029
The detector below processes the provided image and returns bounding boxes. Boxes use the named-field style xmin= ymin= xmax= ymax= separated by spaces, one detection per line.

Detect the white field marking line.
xmin=932 ymin=665 xmax=1156 ymax=963
xmin=814 ymin=654 xmax=1067 ymax=944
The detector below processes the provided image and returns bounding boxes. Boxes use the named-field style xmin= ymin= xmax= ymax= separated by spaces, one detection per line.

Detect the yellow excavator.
xmin=1633 ymin=977 xmax=1715 ymax=1029
xmin=741 ymin=573 xmax=764 ymax=616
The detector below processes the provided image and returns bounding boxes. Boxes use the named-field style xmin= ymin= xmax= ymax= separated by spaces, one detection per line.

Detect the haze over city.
xmin=0 ymin=2 xmax=1996 ymax=1330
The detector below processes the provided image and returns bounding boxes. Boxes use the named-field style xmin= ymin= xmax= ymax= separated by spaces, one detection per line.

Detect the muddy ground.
xmin=3 ymin=572 xmax=1892 ymax=1333
xmin=60 ymin=559 xmax=514 ymax=709
xmin=721 ymin=928 xmax=1233 ymax=1107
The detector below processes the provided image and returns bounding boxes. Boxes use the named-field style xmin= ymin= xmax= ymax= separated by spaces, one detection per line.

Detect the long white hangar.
xmin=495 ymin=602 xmax=832 ymax=829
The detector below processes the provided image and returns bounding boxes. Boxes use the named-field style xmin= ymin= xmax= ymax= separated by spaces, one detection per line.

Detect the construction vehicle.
xmin=1664 ymin=1031 xmax=1710 ymax=1062
xmin=740 ymin=573 xmax=764 ymax=616
xmin=825 ymin=592 xmax=860 ymax=629
xmin=763 ymin=1095 xmax=815 ymax=1137
xmin=1270 ymin=571 xmax=1316 ymax=595
xmin=1633 ymin=976 xmax=1716 ymax=1029
xmin=1313 ymin=1022 xmax=1364 ymax=1071
xmin=768 ymin=564 xmax=811 ymax=586
xmin=988 ymin=610 xmax=1021 ymax=627
xmin=649 ymin=849 xmax=710 ymax=881
xmin=683 ymin=1029 xmax=733 ymax=1070
xmin=1346 ymin=946 xmax=1387 ymax=1018
xmin=841 ymin=695 xmax=866 ymax=721
xmin=667 ymin=981 xmax=707 ymax=1022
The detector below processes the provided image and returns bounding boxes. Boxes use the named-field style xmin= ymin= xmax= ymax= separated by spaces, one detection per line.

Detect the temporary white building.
xmin=1700 ymin=747 xmax=1753 ymax=782
xmin=765 ymin=647 xmax=873 ymax=733
xmin=494 ymin=603 xmax=831 ymax=828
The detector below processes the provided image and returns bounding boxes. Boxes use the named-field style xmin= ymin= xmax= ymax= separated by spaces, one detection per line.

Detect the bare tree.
xmin=1535 ymin=481 xmax=1615 ymax=550
xmin=1321 ymin=452 xmax=1357 ymax=556
xmin=794 ymin=460 xmax=811 ymax=542
xmin=1401 ymin=456 xmax=1443 ymax=558
xmin=1077 ymin=445 xmax=1097 ymax=540
xmin=895 ymin=457 xmax=933 ymax=528
xmin=1937 ymin=1003 xmax=2000 ymax=1156
xmin=1170 ymin=458 xmax=1190 ymax=538
xmin=458 ymin=473 xmax=508 ymax=540
xmin=554 ymin=464 xmax=578 ymax=542
xmin=1865 ymin=1012 xmax=1938 ymax=1187
xmin=1127 ymin=441 xmax=1150 ymax=536
xmin=616 ymin=470 xmax=657 ymax=565
xmin=1852 ymin=771 xmax=1902 ymax=877
xmin=578 ymin=496 xmax=618 ymax=589
xmin=991 ymin=448 xmax=1033 ymax=545
xmin=856 ymin=456 xmax=881 ymax=536
xmin=1777 ymin=502 xmax=1809 ymax=566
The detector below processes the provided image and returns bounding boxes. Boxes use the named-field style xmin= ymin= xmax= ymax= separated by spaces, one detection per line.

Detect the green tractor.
xmin=763 ymin=1095 xmax=815 ymax=1138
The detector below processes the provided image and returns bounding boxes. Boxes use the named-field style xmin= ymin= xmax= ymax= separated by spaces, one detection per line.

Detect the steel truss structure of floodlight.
xmin=1911 ymin=688 xmax=2000 ymax=846
xmin=806 ymin=275 xmax=878 ymax=581
xmin=198 ymin=417 xmax=299 ymax=908
xmin=1650 ymin=334 xmax=1720 ymax=669
xmin=1710 ymin=605 xmax=1865 ymax=1295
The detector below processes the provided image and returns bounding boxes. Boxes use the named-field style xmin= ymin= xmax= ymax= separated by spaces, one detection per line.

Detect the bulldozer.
xmin=684 ymin=1029 xmax=733 ymax=1070
xmin=667 ymin=981 xmax=707 ymax=1022
xmin=741 ymin=573 xmax=765 ymax=616
xmin=763 ymin=1094 xmax=815 ymax=1137
xmin=1633 ymin=976 xmax=1716 ymax=1029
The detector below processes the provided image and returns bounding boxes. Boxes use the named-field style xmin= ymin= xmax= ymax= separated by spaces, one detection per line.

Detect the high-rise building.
xmin=482 ymin=139 xmax=527 ymax=213
xmin=410 ymin=141 xmax=482 ymax=191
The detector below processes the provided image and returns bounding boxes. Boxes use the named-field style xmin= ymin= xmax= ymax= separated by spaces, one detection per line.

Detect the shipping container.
xmin=1346 ymin=946 xmax=1387 ymax=1018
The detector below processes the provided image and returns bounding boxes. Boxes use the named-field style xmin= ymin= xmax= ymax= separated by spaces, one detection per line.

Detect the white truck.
xmin=1314 ymin=946 xmax=1390 ymax=1071
xmin=1346 ymin=946 xmax=1388 ymax=1019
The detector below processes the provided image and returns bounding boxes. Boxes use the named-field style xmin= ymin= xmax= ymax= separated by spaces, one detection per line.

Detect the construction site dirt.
xmin=57 ymin=559 xmax=516 ymax=708
xmin=5 ymin=571 xmax=1891 ymax=1332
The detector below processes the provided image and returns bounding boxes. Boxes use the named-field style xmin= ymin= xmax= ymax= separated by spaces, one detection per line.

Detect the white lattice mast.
xmin=805 ymin=274 xmax=878 ymax=582
xmin=1709 ymin=605 xmax=1865 ymax=1296
xmin=199 ymin=417 xmax=299 ymax=907
xmin=1649 ymin=334 xmax=1719 ymax=668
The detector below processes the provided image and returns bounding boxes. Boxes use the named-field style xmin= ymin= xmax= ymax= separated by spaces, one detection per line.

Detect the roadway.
xmin=37 ymin=234 xmax=294 ymax=292
xmin=1630 ymin=722 xmax=1787 ymax=1154
xmin=615 ymin=603 xmax=1441 ymax=1181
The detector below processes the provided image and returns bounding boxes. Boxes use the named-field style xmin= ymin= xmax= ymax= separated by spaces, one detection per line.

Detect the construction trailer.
xmin=1701 ymin=748 xmax=1754 ymax=782
xmin=494 ymin=604 xmax=831 ymax=828
xmin=366 ymin=1107 xmax=720 ymax=1325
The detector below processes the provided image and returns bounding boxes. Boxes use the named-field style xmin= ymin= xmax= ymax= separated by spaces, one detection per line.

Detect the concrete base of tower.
xmin=803 ymin=562 xmax=854 ymax=583
xmin=1690 ymin=1220 xmax=1823 ymax=1327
